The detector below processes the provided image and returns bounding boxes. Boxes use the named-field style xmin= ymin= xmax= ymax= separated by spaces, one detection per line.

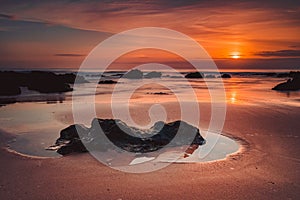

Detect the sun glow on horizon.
xmin=231 ymin=52 xmax=241 ymax=59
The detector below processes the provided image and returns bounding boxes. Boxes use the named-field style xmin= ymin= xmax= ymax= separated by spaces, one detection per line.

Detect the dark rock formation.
xmin=0 ymin=71 xmax=88 ymax=96
xmin=276 ymin=73 xmax=290 ymax=78
xmin=0 ymin=82 xmax=21 ymax=96
xmin=98 ymin=80 xmax=117 ymax=84
xmin=0 ymin=98 xmax=17 ymax=107
xmin=122 ymin=69 xmax=143 ymax=79
xmin=221 ymin=73 xmax=232 ymax=78
xmin=144 ymin=71 xmax=162 ymax=78
xmin=253 ymin=72 xmax=276 ymax=77
xmin=185 ymin=72 xmax=203 ymax=78
xmin=58 ymin=73 xmax=88 ymax=84
xmin=48 ymin=119 xmax=206 ymax=155
xmin=47 ymin=124 xmax=89 ymax=155
xmin=272 ymin=75 xmax=300 ymax=91
xmin=147 ymin=92 xmax=169 ymax=95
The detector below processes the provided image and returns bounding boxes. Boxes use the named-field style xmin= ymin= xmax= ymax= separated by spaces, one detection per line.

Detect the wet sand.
xmin=0 ymin=104 xmax=299 ymax=199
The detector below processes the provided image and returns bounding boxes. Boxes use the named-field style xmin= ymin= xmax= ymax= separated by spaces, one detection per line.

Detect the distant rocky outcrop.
xmin=0 ymin=71 xmax=88 ymax=96
xmin=122 ymin=69 xmax=143 ymax=79
xmin=98 ymin=80 xmax=117 ymax=84
xmin=272 ymin=72 xmax=300 ymax=91
xmin=185 ymin=72 xmax=203 ymax=78
xmin=221 ymin=73 xmax=232 ymax=78
xmin=144 ymin=71 xmax=162 ymax=78
xmin=147 ymin=92 xmax=169 ymax=95
xmin=48 ymin=119 xmax=206 ymax=155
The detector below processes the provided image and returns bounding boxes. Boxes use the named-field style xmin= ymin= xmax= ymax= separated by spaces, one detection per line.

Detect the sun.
xmin=230 ymin=52 xmax=240 ymax=59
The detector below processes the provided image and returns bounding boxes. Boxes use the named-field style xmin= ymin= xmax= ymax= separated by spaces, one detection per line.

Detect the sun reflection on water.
xmin=230 ymin=91 xmax=237 ymax=104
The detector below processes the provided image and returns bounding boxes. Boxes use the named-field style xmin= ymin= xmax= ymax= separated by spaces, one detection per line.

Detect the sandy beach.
xmin=1 ymin=103 xmax=299 ymax=200
xmin=1 ymin=0 xmax=300 ymax=199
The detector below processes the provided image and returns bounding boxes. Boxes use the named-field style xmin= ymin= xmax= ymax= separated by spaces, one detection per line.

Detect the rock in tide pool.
xmin=48 ymin=119 xmax=206 ymax=155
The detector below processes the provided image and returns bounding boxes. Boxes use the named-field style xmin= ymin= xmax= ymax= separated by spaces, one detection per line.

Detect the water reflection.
xmin=230 ymin=91 xmax=237 ymax=104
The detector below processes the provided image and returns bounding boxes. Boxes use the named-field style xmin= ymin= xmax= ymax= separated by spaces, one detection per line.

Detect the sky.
xmin=0 ymin=0 xmax=300 ymax=70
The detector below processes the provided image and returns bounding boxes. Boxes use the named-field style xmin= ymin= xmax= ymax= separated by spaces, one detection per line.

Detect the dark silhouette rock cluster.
xmin=221 ymin=74 xmax=232 ymax=78
xmin=122 ymin=69 xmax=162 ymax=79
xmin=0 ymin=71 xmax=87 ymax=96
xmin=122 ymin=69 xmax=143 ymax=79
xmin=98 ymin=80 xmax=117 ymax=84
xmin=144 ymin=71 xmax=162 ymax=78
xmin=185 ymin=72 xmax=203 ymax=78
xmin=272 ymin=71 xmax=300 ymax=91
xmin=48 ymin=119 xmax=206 ymax=155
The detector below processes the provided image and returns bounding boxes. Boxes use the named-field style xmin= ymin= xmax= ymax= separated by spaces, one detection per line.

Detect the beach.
xmin=0 ymin=87 xmax=299 ymax=199
xmin=1 ymin=0 xmax=300 ymax=199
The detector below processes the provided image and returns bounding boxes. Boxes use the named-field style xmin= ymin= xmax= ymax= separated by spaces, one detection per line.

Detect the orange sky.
xmin=0 ymin=0 xmax=300 ymax=69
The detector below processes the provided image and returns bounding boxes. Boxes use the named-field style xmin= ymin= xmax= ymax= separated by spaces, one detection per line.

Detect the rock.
xmin=57 ymin=73 xmax=88 ymax=84
xmin=276 ymin=71 xmax=299 ymax=78
xmin=252 ymin=72 xmax=276 ymax=77
xmin=276 ymin=73 xmax=290 ymax=78
xmin=185 ymin=72 xmax=203 ymax=78
xmin=122 ymin=69 xmax=143 ymax=79
xmin=144 ymin=71 xmax=162 ymax=78
xmin=0 ymin=82 xmax=21 ymax=96
xmin=147 ymin=92 xmax=169 ymax=95
xmin=272 ymin=76 xmax=300 ymax=91
xmin=0 ymin=71 xmax=88 ymax=96
xmin=98 ymin=80 xmax=117 ymax=84
xmin=48 ymin=124 xmax=89 ymax=155
xmin=27 ymin=82 xmax=73 ymax=93
xmin=221 ymin=73 xmax=231 ymax=78
xmin=49 ymin=119 xmax=206 ymax=155
xmin=0 ymin=72 xmax=22 ymax=96
xmin=0 ymin=98 xmax=17 ymax=107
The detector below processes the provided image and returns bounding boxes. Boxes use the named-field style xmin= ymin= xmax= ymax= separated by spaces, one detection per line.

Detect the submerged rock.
xmin=185 ymin=72 xmax=203 ymax=79
xmin=48 ymin=119 xmax=206 ymax=155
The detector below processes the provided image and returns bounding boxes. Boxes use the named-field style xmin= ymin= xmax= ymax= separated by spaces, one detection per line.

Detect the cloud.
xmin=54 ymin=54 xmax=85 ymax=57
xmin=0 ymin=13 xmax=16 ymax=20
xmin=254 ymin=50 xmax=300 ymax=57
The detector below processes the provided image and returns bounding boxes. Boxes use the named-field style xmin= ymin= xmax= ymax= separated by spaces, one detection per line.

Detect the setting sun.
xmin=231 ymin=52 xmax=240 ymax=59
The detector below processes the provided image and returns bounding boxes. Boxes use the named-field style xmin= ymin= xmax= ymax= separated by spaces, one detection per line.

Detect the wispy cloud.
xmin=254 ymin=50 xmax=300 ymax=57
xmin=0 ymin=13 xmax=16 ymax=20
xmin=54 ymin=54 xmax=85 ymax=57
